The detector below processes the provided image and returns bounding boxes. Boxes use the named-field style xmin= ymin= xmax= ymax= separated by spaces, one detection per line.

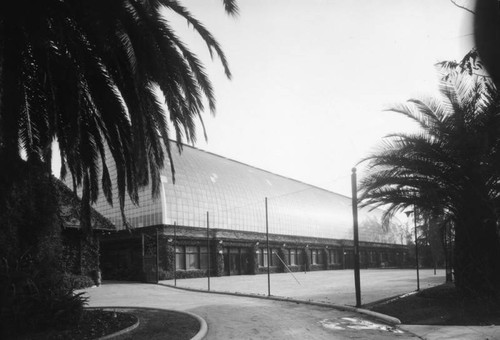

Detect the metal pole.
xmin=414 ymin=208 xmax=420 ymax=291
xmin=265 ymin=197 xmax=271 ymax=297
xmin=174 ymin=221 xmax=177 ymax=287
xmin=156 ymin=227 xmax=160 ymax=283
xmin=351 ymin=168 xmax=362 ymax=307
xmin=141 ymin=233 xmax=145 ymax=282
xmin=444 ymin=228 xmax=449 ymax=281
xmin=207 ymin=211 xmax=211 ymax=292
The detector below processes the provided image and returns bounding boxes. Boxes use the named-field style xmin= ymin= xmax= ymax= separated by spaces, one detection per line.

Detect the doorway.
xmin=224 ymin=247 xmax=250 ymax=275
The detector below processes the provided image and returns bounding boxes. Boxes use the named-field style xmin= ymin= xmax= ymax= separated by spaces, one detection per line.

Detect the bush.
xmin=62 ymin=273 xmax=96 ymax=290
xmin=175 ymin=269 xmax=209 ymax=279
xmin=0 ymin=256 xmax=88 ymax=337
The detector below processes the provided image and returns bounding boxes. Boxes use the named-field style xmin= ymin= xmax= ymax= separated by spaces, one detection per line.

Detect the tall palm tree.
xmin=0 ymin=1 xmax=237 ymax=333
xmin=359 ymin=54 xmax=500 ymax=298
xmin=0 ymin=0 xmax=237 ymax=228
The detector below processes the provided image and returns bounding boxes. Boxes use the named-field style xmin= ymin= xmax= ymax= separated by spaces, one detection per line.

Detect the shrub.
xmin=62 ymin=273 xmax=96 ymax=290
xmin=0 ymin=256 xmax=88 ymax=337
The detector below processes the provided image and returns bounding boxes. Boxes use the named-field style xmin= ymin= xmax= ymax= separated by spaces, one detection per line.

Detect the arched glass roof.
xmin=91 ymin=142 xmax=403 ymax=244
xmin=160 ymin=144 xmax=402 ymax=244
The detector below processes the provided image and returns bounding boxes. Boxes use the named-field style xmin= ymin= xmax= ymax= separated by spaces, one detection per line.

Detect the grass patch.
xmin=18 ymin=308 xmax=200 ymax=340
xmin=368 ymin=283 xmax=500 ymax=325
xmin=19 ymin=310 xmax=137 ymax=339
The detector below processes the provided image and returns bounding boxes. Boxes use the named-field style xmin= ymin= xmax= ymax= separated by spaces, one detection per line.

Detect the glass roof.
xmin=160 ymin=143 xmax=402 ymax=244
xmin=91 ymin=142 xmax=402 ymax=244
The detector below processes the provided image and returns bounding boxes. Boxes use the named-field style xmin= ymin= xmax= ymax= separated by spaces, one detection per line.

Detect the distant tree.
xmin=0 ymin=0 xmax=237 ymax=334
xmin=359 ymin=52 xmax=500 ymax=298
xmin=417 ymin=212 xmax=446 ymax=268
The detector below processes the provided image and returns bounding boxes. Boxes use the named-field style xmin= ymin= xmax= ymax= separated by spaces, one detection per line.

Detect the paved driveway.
xmin=81 ymin=282 xmax=418 ymax=339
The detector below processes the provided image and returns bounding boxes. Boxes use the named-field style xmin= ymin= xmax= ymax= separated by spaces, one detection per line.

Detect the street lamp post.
xmin=405 ymin=209 xmax=420 ymax=291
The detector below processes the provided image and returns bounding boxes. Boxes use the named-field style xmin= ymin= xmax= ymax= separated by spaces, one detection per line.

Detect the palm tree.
xmin=359 ymin=53 xmax=500 ymax=298
xmin=0 ymin=0 xmax=237 ymax=228
xmin=0 ymin=0 xmax=237 ymax=333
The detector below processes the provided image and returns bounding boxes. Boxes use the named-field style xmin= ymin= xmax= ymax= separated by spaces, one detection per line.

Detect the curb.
xmin=86 ymin=307 xmax=140 ymax=340
xmin=86 ymin=306 xmax=208 ymax=340
xmin=362 ymin=291 xmax=419 ymax=309
xmin=158 ymin=283 xmax=402 ymax=326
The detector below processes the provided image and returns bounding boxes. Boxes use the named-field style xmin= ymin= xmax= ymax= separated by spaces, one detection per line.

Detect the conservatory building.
xmin=92 ymin=142 xmax=409 ymax=282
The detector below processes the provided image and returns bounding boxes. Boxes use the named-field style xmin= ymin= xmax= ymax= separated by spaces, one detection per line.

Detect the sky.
xmin=48 ymin=0 xmax=476 ymax=199
xmin=163 ymin=0 xmax=475 ymax=197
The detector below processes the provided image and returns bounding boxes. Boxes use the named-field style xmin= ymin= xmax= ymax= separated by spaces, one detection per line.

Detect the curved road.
xmin=81 ymin=282 xmax=417 ymax=339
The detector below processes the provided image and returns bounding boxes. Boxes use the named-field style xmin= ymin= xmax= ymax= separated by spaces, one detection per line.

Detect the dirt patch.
xmin=368 ymin=283 xmax=500 ymax=325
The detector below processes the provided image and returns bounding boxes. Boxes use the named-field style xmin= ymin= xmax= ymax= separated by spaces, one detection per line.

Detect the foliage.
xmin=249 ymin=243 xmax=259 ymax=275
xmin=161 ymin=243 xmax=175 ymax=272
xmin=359 ymin=51 xmax=500 ymax=298
xmin=417 ymin=213 xmax=446 ymax=268
xmin=62 ymin=273 xmax=96 ymax=290
xmin=61 ymin=231 xmax=100 ymax=277
xmin=174 ymin=269 xmax=209 ymax=279
xmin=214 ymin=242 xmax=225 ymax=277
xmin=0 ymin=1 xmax=236 ymax=333
xmin=0 ymin=159 xmax=91 ymax=336
xmin=0 ymin=0 xmax=238 ymax=229
xmin=321 ymin=248 xmax=329 ymax=270
xmin=302 ymin=248 xmax=310 ymax=272
xmin=276 ymin=247 xmax=287 ymax=273
xmin=0 ymin=254 xmax=88 ymax=337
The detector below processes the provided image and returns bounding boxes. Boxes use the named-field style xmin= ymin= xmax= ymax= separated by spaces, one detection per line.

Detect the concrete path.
xmin=81 ymin=282 xmax=415 ymax=339
xmin=164 ymin=268 xmax=445 ymax=306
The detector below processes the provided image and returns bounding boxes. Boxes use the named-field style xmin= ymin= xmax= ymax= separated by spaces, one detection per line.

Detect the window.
xmin=271 ymin=248 xmax=279 ymax=266
xmin=186 ymin=246 xmax=199 ymax=269
xmin=290 ymin=249 xmax=296 ymax=265
xmin=200 ymin=246 xmax=209 ymax=269
xmin=282 ymin=249 xmax=289 ymax=266
xmin=317 ymin=250 xmax=324 ymax=265
xmin=175 ymin=246 xmax=210 ymax=270
xmin=329 ymin=249 xmax=340 ymax=264
xmin=260 ymin=248 xmax=268 ymax=267
xmin=299 ymin=250 xmax=304 ymax=265
xmin=175 ymin=246 xmax=185 ymax=270
xmin=311 ymin=249 xmax=318 ymax=265
xmin=369 ymin=251 xmax=376 ymax=263
xmin=360 ymin=251 xmax=367 ymax=264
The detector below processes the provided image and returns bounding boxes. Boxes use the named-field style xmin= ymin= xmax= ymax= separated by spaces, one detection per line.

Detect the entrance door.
xmin=229 ymin=248 xmax=240 ymax=275
xmin=344 ymin=250 xmax=354 ymax=269
xmin=223 ymin=247 xmax=251 ymax=275
xmin=240 ymin=248 xmax=250 ymax=275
